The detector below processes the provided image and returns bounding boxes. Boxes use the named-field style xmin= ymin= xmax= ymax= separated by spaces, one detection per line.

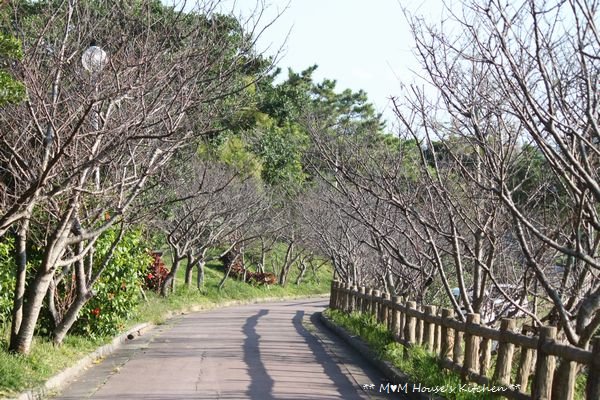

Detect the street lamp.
xmin=82 ymin=43 xmax=108 ymax=189
xmin=81 ymin=43 xmax=108 ymax=131
xmin=81 ymin=45 xmax=108 ymax=75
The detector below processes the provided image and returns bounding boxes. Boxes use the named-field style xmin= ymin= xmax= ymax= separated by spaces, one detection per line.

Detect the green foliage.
xmin=509 ymin=144 xmax=564 ymax=209
xmin=0 ymin=33 xmax=26 ymax=106
xmin=216 ymin=64 xmax=384 ymax=191
xmin=217 ymin=136 xmax=263 ymax=180
xmin=257 ymin=123 xmax=307 ymax=188
xmin=0 ymin=237 xmax=15 ymax=327
xmin=71 ymin=228 xmax=151 ymax=338
xmin=0 ymin=32 xmax=23 ymax=60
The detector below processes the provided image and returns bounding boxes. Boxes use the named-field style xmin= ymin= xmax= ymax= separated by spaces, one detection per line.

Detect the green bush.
xmin=71 ymin=228 xmax=151 ymax=338
xmin=0 ymin=237 xmax=15 ymax=327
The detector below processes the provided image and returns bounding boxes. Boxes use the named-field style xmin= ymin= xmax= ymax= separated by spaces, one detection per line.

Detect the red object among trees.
xmin=145 ymin=252 xmax=170 ymax=292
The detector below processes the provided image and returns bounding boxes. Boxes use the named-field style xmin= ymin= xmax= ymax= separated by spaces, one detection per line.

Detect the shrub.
xmin=144 ymin=252 xmax=169 ymax=292
xmin=0 ymin=237 xmax=15 ymax=327
xmin=71 ymin=228 xmax=151 ymax=338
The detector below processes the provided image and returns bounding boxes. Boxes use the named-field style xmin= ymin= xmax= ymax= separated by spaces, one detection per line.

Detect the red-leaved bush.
xmin=144 ymin=252 xmax=169 ymax=291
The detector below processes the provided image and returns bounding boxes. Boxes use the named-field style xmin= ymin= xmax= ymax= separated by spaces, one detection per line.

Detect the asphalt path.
xmin=52 ymin=298 xmax=405 ymax=400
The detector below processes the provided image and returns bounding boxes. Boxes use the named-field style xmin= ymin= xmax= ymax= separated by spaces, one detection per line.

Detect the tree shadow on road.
xmin=243 ymin=309 xmax=275 ymax=400
xmin=292 ymin=310 xmax=365 ymax=400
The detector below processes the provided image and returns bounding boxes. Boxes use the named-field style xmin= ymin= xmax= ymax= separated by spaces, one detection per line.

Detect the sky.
xmin=215 ymin=0 xmax=447 ymax=127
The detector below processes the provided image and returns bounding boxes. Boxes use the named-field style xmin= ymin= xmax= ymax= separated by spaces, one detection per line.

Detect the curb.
xmin=319 ymin=312 xmax=444 ymax=400
xmin=14 ymin=322 xmax=153 ymax=400
xmin=11 ymin=294 xmax=329 ymax=400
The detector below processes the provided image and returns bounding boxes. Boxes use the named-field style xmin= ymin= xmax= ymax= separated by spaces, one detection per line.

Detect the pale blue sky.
xmin=221 ymin=0 xmax=443 ymax=125
xmin=200 ymin=0 xmax=447 ymax=125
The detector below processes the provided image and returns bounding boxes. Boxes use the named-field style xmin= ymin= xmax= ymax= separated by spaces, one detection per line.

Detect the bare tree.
xmin=305 ymin=102 xmax=537 ymax=323
xmin=0 ymin=0 xmax=270 ymax=353
xmin=155 ymin=160 xmax=267 ymax=294
xmin=403 ymin=0 xmax=600 ymax=346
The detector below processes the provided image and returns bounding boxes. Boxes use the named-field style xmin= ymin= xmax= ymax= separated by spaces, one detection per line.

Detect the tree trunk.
xmin=278 ymin=241 xmax=295 ymax=286
xmin=9 ymin=226 xmax=68 ymax=354
xmin=218 ymin=253 xmax=238 ymax=290
xmin=53 ymin=290 xmax=92 ymax=345
xmin=295 ymin=259 xmax=307 ymax=285
xmin=184 ymin=253 xmax=195 ymax=286
xmin=197 ymin=259 xmax=205 ymax=289
xmin=10 ymin=216 xmax=30 ymax=349
xmin=9 ymin=268 xmax=54 ymax=354
xmin=53 ymin=231 xmax=123 ymax=343
xmin=53 ymin=242 xmax=93 ymax=345
xmin=161 ymin=255 xmax=182 ymax=296
xmin=257 ymin=238 xmax=270 ymax=274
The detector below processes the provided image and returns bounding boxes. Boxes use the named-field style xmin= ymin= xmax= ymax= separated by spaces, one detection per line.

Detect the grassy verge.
xmin=135 ymin=260 xmax=331 ymax=324
xmin=323 ymin=309 xmax=502 ymax=400
xmin=324 ymin=309 xmax=590 ymax=400
xmin=0 ymin=260 xmax=331 ymax=398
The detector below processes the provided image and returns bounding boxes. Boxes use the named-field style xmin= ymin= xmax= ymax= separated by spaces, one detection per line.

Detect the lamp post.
xmin=82 ymin=44 xmax=108 ymax=189
xmin=81 ymin=44 xmax=108 ymax=130
xmin=81 ymin=44 xmax=108 ymax=76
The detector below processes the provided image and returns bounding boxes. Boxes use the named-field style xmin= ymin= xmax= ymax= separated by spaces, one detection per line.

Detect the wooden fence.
xmin=329 ymin=281 xmax=600 ymax=400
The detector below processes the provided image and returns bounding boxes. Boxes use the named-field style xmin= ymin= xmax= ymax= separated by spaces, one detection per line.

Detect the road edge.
xmin=14 ymin=322 xmax=153 ymax=400
xmin=319 ymin=312 xmax=444 ymax=400
xmin=11 ymin=293 xmax=329 ymax=400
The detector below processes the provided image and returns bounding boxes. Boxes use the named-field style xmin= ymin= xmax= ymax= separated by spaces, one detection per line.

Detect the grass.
xmin=134 ymin=258 xmax=332 ymax=323
xmin=323 ymin=309 xmax=502 ymax=400
xmin=325 ymin=309 xmax=591 ymax=400
xmin=0 ymin=335 xmax=105 ymax=398
xmin=0 ymin=257 xmax=332 ymax=398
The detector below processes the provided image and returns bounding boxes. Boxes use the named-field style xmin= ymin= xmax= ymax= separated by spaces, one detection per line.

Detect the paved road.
xmin=53 ymin=299 xmax=398 ymax=400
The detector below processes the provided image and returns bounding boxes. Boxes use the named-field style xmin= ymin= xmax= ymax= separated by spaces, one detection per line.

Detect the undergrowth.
xmin=324 ymin=309 xmax=502 ymax=400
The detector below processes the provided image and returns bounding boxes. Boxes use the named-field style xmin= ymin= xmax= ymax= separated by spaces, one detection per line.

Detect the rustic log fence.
xmin=329 ymin=281 xmax=600 ymax=400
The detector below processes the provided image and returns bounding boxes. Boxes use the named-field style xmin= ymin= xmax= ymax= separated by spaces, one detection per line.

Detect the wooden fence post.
xmin=404 ymin=301 xmax=417 ymax=358
xmin=441 ymin=308 xmax=454 ymax=361
xmin=516 ymin=346 xmax=534 ymax=393
xmin=532 ymin=326 xmax=557 ymax=400
xmin=435 ymin=310 xmax=442 ymax=353
xmin=552 ymin=360 xmax=578 ymax=400
xmin=493 ymin=318 xmax=516 ymax=386
xmin=345 ymin=283 xmax=353 ymax=312
xmin=381 ymin=292 xmax=390 ymax=327
xmin=372 ymin=289 xmax=381 ymax=322
xmin=330 ymin=281 xmax=338 ymax=310
xmin=392 ymin=296 xmax=402 ymax=340
xmin=416 ymin=305 xmax=424 ymax=346
xmin=329 ymin=281 xmax=334 ymax=309
xmin=339 ymin=282 xmax=345 ymax=311
xmin=462 ymin=313 xmax=481 ymax=381
xmin=585 ymin=337 xmax=600 ymax=400
xmin=398 ymin=298 xmax=405 ymax=342
xmin=350 ymin=285 xmax=358 ymax=312
xmin=336 ymin=281 xmax=343 ymax=310
xmin=366 ymin=288 xmax=373 ymax=315
xmin=359 ymin=286 xmax=366 ymax=313
xmin=453 ymin=330 xmax=464 ymax=365
xmin=480 ymin=337 xmax=492 ymax=377
xmin=423 ymin=305 xmax=436 ymax=352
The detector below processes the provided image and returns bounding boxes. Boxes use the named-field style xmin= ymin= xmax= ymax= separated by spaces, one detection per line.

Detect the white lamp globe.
xmin=82 ymin=45 xmax=108 ymax=74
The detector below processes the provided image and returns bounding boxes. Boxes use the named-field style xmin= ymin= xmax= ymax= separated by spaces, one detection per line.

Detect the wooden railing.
xmin=329 ymin=281 xmax=600 ymax=400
